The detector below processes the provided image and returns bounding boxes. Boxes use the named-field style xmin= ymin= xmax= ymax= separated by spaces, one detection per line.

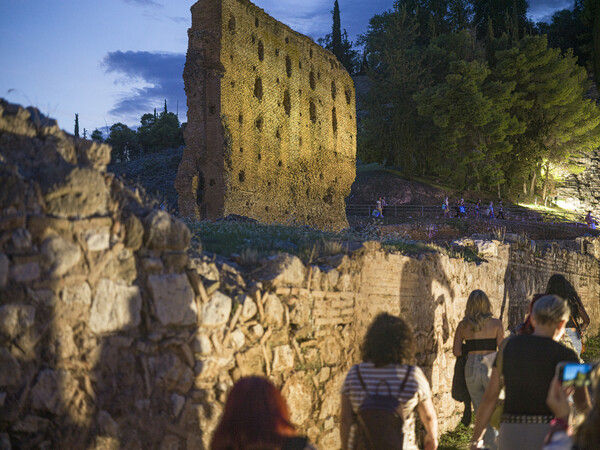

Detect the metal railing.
xmin=345 ymin=203 xmax=587 ymax=227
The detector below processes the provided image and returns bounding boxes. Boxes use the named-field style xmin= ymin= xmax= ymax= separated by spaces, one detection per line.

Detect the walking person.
xmin=470 ymin=295 xmax=590 ymax=450
xmin=545 ymin=274 xmax=590 ymax=357
xmin=453 ymin=290 xmax=504 ymax=450
xmin=497 ymin=201 xmax=505 ymax=220
xmin=475 ymin=199 xmax=481 ymax=219
xmin=487 ymin=201 xmax=494 ymax=219
xmin=376 ymin=197 xmax=384 ymax=218
xmin=443 ymin=196 xmax=450 ymax=218
xmin=340 ymin=313 xmax=438 ymax=450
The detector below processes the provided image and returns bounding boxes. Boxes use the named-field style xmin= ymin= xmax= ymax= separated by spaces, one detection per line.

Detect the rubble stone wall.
xmin=3 ymin=100 xmax=600 ymax=449
xmin=176 ymin=0 xmax=356 ymax=229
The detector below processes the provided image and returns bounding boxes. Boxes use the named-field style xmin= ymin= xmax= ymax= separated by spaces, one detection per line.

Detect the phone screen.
xmin=558 ymin=362 xmax=593 ymax=387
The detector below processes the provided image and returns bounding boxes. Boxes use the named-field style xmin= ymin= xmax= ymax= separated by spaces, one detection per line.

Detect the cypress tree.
xmin=332 ymin=0 xmax=342 ymax=63
xmin=74 ymin=114 xmax=79 ymax=138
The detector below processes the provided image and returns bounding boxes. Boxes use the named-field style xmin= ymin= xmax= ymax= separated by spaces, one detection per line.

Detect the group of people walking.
xmin=208 ymin=274 xmax=596 ymax=450
xmin=444 ymin=197 xmax=506 ymax=220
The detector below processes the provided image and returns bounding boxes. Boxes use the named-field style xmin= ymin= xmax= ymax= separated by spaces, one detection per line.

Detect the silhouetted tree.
xmin=74 ymin=113 xmax=79 ymax=138
xmin=106 ymin=123 xmax=138 ymax=162
xmin=318 ymin=1 xmax=360 ymax=73
xmin=91 ymin=129 xmax=103 ymax=142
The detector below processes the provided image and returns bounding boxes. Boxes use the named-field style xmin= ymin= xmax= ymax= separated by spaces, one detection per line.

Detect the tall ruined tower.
xmin=175 ymin=0 xmax=356 ymax=229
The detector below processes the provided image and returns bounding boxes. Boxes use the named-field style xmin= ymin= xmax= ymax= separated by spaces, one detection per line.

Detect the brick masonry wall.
xmin=176 ymin=0 xmax=356 ymax=229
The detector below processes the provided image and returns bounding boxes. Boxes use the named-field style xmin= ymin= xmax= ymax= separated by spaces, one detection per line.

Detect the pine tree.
xmin=415 ymin=31 xmax=524 ymax=190
xmin=494 ymin=35 xmax=600 ymax=198
xmin=74 ymin=113 xmax=79 ymax=138
xmin=359 ymin=7 xmax=434 ymax=173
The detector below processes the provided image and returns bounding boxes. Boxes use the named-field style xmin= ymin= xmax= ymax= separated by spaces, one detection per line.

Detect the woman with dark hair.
xmin=340 ymin=313 xmax=438 ymax=450
xmin=545 ymin=274 xmax=590 ymax=356
xmin=211 ymin=376 xmax=315 ymax=450
xmin=453 ymin=290 xmax=504 ymax=449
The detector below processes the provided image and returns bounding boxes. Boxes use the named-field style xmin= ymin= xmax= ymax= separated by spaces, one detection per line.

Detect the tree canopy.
xmin=357 ymin=2 xmax=600 ymax=199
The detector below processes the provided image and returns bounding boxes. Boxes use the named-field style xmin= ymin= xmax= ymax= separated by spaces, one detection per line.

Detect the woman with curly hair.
xmin=453 ymin=290 xmax=504 ymax=450
xmin=340 ymin=313 xmax=438 ymax=450
xmin=211 ymin=376 xmax=315 ymax=450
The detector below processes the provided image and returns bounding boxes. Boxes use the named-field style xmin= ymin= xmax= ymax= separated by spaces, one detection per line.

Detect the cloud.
xmin=122 ymin=0 xmax=163 ymax=7
xmin=528 ymin=0 xmax=574 ymax=22
xmin=102 ymin=51 xmax=186 ymax=122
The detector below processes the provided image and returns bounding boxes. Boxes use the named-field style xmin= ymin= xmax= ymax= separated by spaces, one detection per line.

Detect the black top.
xmin=498 ymin=335 xmax=578 ymax=415
xmin=565 ymin=297 xmax=581 ymax=328
xmin=463 ymin=338 xmax=497 ymax=353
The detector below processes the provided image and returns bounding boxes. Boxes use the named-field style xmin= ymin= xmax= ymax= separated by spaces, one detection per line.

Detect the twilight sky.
xmin=0 ymin=0 xmax=573 ymax=135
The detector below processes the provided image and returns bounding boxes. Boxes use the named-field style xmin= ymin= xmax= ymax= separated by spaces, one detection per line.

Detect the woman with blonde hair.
xmin=453 ymin=289 xmax=504 ymax=449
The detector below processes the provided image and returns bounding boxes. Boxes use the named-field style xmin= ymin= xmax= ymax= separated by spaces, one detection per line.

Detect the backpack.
xmin=354 ymin=365 xmax=413 ymax=450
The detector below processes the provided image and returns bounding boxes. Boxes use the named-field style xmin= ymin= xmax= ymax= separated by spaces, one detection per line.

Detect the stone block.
xmin=41 ymin=235 xmax=81 ymax=277
xmin=97 ymin=410 xmax=119 ymax=437
xmin=254 ymin=254 xmax=306 ymax=287
xmin=82 ymin=228 xmax=110 ymax=251
xmin=143 ymin=210 xmax=191 ymax=251
xmin=263 ymin=293 xmax=284 ymax=327
xmin=235 ymin=347 xmax=264 ymax=376
xmin=282 ymin=373 xmax=314 ymax=426
xmin=194 ymin=356 xmax=235 ymax=380
xmin=0 ymin=348 xmax=21 ymax=387
xmin=61 ymin=282 xmax=92 ymax=306
xmin=238 ymin=294 xmax=258 ymax=321
xmin=12 ymin=415 xmax=51 ymax=433
xmin=192 ymin=333 xmax=212 ymax=355
xmin=89 ymin=279 xmax=142 ymax=334
xmin=0 ymin=304 xmax=35 ymax=340
xmin=0 ymin=253 xmax=8 ymax=288
xmin=229 ymin=329 xmax=245 ymax=349
xmin=201 ymin=291 xmax=232 ymax=327
xmin=9 ymin=261 xmax=40 ymax=283
xmin=149 ymin=353 xmax=194 ymax=394
xmin=272 ymin=345 xmax=294 ymax=372
xmin=44 ymin=167 xmax=109 ymax=218
xmin=30 ymin=369 xmax=78 ymax=415
xmin=148 ymin=273 xmax=197 ymax=326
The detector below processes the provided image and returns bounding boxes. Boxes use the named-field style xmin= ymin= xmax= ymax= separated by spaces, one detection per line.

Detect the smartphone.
xmin=556 ymin=362 xmax=594 ymax=387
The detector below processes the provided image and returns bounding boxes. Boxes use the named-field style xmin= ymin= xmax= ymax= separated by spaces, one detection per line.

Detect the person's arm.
xmin=340 ymin=393 xmax=354 ymax=450
xmin=470 ymin=367 xmax=501 ymax=449
xmin=453 ymin=322 xmax=463 ymax=357
xmin=496 ymin=320 xmax=505 ymax=348
xmin=416 ymin=398 xmax=438 ymax=450
xmin=576 ymin=299 xmax=590 ymax=329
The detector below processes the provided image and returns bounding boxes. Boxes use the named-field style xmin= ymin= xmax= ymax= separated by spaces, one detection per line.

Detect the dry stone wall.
xmin=176 ymin=0 xmax=356 ymax=230
xmin=3 ymin=99 xmax=600 ymax=449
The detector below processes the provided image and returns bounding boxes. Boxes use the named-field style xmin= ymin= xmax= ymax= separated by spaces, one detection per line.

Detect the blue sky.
xmin=0 ymin=0 xmax=573 ymax=135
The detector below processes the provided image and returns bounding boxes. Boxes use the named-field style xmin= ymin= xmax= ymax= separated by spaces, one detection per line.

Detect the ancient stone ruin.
xmin=175 ymin=0 xmax=356 ymax=229
xmin=2 ymin=99 xmax=600 ymax=448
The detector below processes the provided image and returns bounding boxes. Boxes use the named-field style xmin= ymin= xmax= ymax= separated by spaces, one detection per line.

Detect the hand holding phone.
xmin=546 ymin=375 xmax=570 ymax=420
xmin=556 ymin=362 xmax=593 ymax=388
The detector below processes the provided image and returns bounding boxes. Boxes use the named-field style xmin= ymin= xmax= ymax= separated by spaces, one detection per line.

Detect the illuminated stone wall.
xmin=175 ymin=0 xmax=356 ymax=229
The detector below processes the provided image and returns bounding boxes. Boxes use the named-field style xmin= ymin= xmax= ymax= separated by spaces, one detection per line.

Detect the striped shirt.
xmin=341 ymin=362 xmax=432 ymax=450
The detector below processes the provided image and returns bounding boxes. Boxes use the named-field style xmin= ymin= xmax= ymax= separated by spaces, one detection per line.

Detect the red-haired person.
xmin=210 ymin=376 xmax=316 ymax=450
